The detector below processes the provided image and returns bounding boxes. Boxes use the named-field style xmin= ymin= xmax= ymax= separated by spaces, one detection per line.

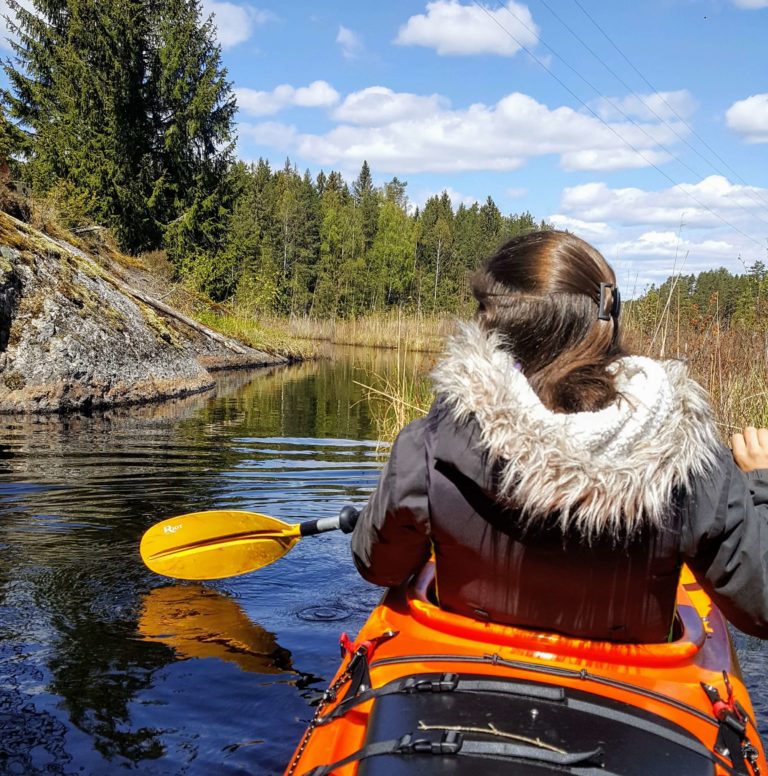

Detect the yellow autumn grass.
xmin=356 ymin=312 xmax=768 ymax=446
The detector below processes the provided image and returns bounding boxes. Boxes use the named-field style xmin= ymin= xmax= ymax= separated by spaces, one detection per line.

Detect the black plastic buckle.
xmin=598 ymin=282 xmax=621 ymax=321
xmin=396 ymin=730 xmax=463 ymax=755
xmin=404 ymin=673 xmax=460 ymax=694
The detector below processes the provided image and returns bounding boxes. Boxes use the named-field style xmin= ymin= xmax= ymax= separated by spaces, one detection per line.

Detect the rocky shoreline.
xmin=0 ymin=212 xmax=292 ymax=414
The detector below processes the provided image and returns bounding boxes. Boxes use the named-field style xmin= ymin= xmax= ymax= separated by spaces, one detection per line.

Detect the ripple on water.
xmin=295 ymin=605 xmax=353 ymax=623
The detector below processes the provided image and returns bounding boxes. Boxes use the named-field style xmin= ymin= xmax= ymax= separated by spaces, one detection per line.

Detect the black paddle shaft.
xmin=300 ymin=506 xmax=360 ymax=537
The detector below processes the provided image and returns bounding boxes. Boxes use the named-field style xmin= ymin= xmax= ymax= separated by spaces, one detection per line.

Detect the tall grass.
xmin=358 ymin=307 xmax=768 ymax=446
xmin=355 ymin=343 xmax=436 ymax=452
xmin=622 ymin=285 xmax=768 ymax=433
xmin=193 ymin=310 xmax=317 ymax=359
xmin=270 ymin=311 xmax=455 ymax=352
xmin=624 ymin=324 xmax=768 ymax=434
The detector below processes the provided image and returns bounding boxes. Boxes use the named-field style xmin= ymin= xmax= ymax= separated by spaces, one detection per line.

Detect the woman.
xmin=351 ymin=230 xmax=768 ymax=643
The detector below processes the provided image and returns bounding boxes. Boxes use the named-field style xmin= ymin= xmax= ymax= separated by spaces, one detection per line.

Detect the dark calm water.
xmin=0 ymin=349 xmax=766 ymax=775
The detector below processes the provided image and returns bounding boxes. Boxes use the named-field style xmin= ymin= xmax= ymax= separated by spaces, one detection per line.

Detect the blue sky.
xmin=4 ymin=0 xmax=768 ymax=288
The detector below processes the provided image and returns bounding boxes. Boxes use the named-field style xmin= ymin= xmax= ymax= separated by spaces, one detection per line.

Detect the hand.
xmin=731 ymin=426 xmax=768 ymax=472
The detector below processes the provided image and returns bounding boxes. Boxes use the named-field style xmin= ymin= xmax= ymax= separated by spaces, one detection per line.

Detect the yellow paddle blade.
xmin=140 ymin=510 xmax=302 ymax=580
xmin=137 ymin=585 xmax=293 ymax=674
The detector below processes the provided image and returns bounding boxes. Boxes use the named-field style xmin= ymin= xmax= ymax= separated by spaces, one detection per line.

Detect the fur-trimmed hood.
xmin=431 ymin=321 xmax=721 ymax=540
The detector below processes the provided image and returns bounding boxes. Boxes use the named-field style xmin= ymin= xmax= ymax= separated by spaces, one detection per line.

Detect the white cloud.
xmin=395 ymin=0 xmax=538 ymax=57
xmin=1 ymin=1 xmax=268 ymax=51
xmin=200 ymin=1 xmax=272 ymax=49
xmin=548 ymin=214 xmax=615 ymax=241
xmin=426 ymin=186 xmax=481 ymax=209
xmin=726 ymin=94 xmax=768 ymax=143
xmin=560 ymin=148 xmax=671 ymax=172
xmin=605 ymin=231 xmax=750 ymax=289
xmin=332 ymin=87 xmax=448 ymax=125
xmin=730 ymin=0 xmax=768 ymax=8
xmin=558 ymin=176 xmax=768 ymax=229
xmin=243 ymin=121 xmax=298 ymax=147
xmin=240 ymin=88 xmax=688 ymax=174
xmin=505 ymin=187 xmax=528 ymax=199
xmin=236 ymin=81 xmax=340 ymax=117
xmin=610 ymin=231 xmax=736 ymax=260
xmin=337 ymin=25 xmax=363 ymax=59
xmin=550 ymin=176 xmax=768 ymax=288
xmin=592 ymin=90 xmax=697 ymax=123
xmin=575 ymin=227 xmax=762 ymax=292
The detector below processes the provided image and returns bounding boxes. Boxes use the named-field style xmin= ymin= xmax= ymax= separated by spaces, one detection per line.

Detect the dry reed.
xmin=355 ymin=342 xmax=436 ymax=453
xmin=269 ymin=311 xmax=454 ymax=352
xmin=358 ymin=306 xmax=768 ymax=446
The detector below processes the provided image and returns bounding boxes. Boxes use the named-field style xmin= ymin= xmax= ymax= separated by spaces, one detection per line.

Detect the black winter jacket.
xmin=351 ymin=322 xmax=768 ymax=643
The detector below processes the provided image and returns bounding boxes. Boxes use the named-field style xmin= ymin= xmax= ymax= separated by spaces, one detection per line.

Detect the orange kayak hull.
xmin=286 ymin=564 xmax=766 ymax=775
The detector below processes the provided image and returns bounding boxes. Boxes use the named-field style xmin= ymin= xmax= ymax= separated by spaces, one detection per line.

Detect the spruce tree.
xmin=151 ymin=0 xmax=236 ymax=269
xmin=418 ymin=192 xmax=455 ymax=311
xmin=353 ymin=160 xmax=379 ymax=252
xmin=4 ymin=0 xmax=155 ymax=241
xmin=4 ymin=0 xmax=235 ymax=264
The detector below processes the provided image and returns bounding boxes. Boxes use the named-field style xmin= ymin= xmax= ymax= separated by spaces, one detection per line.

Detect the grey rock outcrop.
xmin=0 ymin=212 xmax=289 ymax=413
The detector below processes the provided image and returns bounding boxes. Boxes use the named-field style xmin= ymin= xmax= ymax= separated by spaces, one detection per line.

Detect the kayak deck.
xmin=356 ymin=672 xmax=715 ymax=775
xmin=287 ymin=564 xmax=766 ymax=775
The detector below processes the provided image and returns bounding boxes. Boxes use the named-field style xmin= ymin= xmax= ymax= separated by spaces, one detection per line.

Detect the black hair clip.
xmin=598 ymin=282 xmax=621 ymax=321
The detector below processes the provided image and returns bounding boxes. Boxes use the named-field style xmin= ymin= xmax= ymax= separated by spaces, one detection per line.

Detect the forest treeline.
xmin=0 ymin=0 xmax=546 ymax=318
xmin=214 ymin=160 xmax=548 ymax=317
xmin=627 ymin=263 xmax=768 ymax=335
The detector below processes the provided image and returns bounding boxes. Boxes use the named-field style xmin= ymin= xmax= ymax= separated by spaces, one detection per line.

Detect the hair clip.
xmin=598 ymin=283 xmax=621 ymax=321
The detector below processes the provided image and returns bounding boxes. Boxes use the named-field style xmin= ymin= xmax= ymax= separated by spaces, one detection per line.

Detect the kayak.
xmin=285 ymin=562 xmax=766 ymax=776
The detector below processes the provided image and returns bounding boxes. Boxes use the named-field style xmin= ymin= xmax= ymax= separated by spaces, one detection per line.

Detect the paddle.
xmin=140 ymin=506 xmax=360 ymax=580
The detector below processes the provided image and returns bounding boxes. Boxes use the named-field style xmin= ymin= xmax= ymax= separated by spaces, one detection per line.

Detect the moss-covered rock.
xmin=0 ymin=212 xmax=288 ymax=413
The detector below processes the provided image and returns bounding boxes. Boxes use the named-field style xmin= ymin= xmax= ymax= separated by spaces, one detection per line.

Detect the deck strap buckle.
xmin=396 ymin=730 xmax=463 ymax=755
xmin=404 ymin=673 xmax=460 ymax=693
xmin=305 ymin=732 xmax=605 ymax=775
xmin=337 ymin=630 xmax=399 ymax=702
xmin=317 ymin=672 xmax=461 ymax=726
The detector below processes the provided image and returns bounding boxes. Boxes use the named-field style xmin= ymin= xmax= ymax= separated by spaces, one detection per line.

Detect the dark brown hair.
xmin=472 ymin=230 xmax=627 ymax=413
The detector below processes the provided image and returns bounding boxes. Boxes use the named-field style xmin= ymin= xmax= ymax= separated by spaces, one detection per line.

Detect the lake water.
xmin=0 ymin=349 xmax=765 ymax=775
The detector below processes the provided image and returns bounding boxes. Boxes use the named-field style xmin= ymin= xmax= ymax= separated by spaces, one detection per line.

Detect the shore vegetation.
xmin=357 ymin=265 xmax=768 ymax=444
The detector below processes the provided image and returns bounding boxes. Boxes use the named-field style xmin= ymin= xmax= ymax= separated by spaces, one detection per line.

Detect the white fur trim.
xmin=432 ymin=321 xmax=721 ymax=539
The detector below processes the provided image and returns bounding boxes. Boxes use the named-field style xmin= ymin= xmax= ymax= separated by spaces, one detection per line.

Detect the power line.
xmin=571 ymin=0 xmax=768 ymax=209
xmin=488 ymin=0 xmax=768 ymax=241
xmin=472 ymin=0 xmax=765 ymax=249
xmin=538 ymin=0 xmax=768 ymax=218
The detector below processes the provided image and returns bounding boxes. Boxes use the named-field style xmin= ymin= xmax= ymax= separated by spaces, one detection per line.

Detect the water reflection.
xmin=138 ymin=585 xmax=293 ymax=675
xmin=0 ymin=350 xmax=395 ymax=774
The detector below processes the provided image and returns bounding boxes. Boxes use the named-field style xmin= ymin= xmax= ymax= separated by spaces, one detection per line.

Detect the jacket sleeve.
xmin=681 ymin=444 xmax=768 ymax=638
xmin=351 ymin=416 xmax=432 ymax=587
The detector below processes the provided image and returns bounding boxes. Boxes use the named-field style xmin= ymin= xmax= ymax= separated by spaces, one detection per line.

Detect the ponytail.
xmin=472 ymin=231 xmax=627 ymax=413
